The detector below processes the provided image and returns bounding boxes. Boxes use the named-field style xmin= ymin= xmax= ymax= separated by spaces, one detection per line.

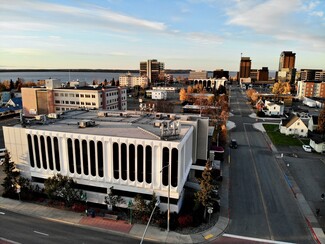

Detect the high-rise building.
xmin=239 ymin=57 xmax=251 ymax=79
xmin=257 ymin=67 xmax=269 ymax=81
xmin=278 ymin=51 xmax=296 ymax=84
xmin=140 ymin=59 xmax=164 ymax=83
xmin=279 ymin=51 xmax=296 ymax=70
xmin=297 ymin=80 xmax=325 ymax=98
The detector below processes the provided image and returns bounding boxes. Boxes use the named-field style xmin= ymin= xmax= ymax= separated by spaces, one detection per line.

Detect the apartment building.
xmin=297 ymin=80 xmax=325 ymax=99
xmin=300 ymin=69 xmax=322 ymax=81
xmin=119 ymin=72 xmax=149 ymax=88
xmin=3 ymin=110 xmax=210 ymax=213
xmin=21 ymin=79 xmax=127 ymax=117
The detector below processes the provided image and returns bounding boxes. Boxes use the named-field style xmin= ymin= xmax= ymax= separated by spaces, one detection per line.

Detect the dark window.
xmin=90 ymin=141 xmax=96 ymax=176
xmin=171 ymin=148 xmax=178 ymax=187
xmin=82 ymin=140 xmax=88 ymax=175
xmin=40 ymin=136 xmax=47 ymax=169
xmin=54 ymin=137 xmax=60 ymax=171
xmin=97 ymin=141 xmax=103 ymax=177
xmin=34 ymin=135 xmax=41 ymax=168
xmin=47 ymin=137 xmax=54 ymax=170
xmin=137 ymin=145 xmax=143 ymax=182
xmin=67 ymin=138 xmax=74 ymax=173
xmin=162 ymin=147 xmax=169 ymax=186
xmin=75 ymin=139 xmax=81 ymax=174
xmin=145 ymin=146 xmax=152 ymax=184
xmin=27 ymin=134 xmax=34 ymax=167
xmin=113 ymin=142 xmax=119 ymax=179
xmin=121 ymin=143 xmax=127 ymax=180
xmin=129 ymin=144 xmax=135 ymax=181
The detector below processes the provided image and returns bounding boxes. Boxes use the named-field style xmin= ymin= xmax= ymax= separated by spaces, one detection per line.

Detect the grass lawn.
xmin=263 ymin=124 xmax=304 ymax=146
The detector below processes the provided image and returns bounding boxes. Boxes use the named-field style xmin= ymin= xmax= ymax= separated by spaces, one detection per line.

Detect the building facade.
xmin=279 ymin=51 xmax=296 ymax=70
xmin=189 ymin=78 xmax=227 ymax=90
xmin=3 ymin=110 xmax=210 ymax=213
xmin=239 ymin=57 xmax=251 ymax=79
xmin=315 ymin=71 xmax=325 ymax=81
xmin=188 ymin=71 xmax=208 ymax=80
xmin=21 ymin=79 xmax=127 ymax=117
xmin=257 ymin=67 xmax=269 ymax=81
xmin=140 ymin=59 xmax=164 ymax=83
xmin=119 ymin=73 xmax=149 ymax=88
xmin=213 ymin=69 xmax=229 ymax=80
xmin=300 ymin=69 xmax=322 ymax=81
xmin=297 ymin=80 xmax=325 ymax=99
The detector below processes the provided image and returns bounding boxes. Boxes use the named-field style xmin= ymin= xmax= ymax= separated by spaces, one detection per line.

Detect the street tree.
xmin=1 ymin=152 xmax=20 ymax=198
xmin=105 ymin=186 xmax=125 ymax=210
xmin=44 ymin=174 xmax=83 ymax=207
xmin=195 ymin=160 xmax=215 ymax=220
xmin=179 ymin=88 xmax=187 ymax=102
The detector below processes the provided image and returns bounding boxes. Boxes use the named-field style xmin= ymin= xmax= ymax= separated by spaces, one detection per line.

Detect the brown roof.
xmin=281 ymin=115 xmax=299 ymax=128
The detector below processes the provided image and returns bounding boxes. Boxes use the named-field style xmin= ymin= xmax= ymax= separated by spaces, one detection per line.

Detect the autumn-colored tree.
xmin=195 ymin=160 xmax=215 ymax=220
xmin=179 ymin=88 xmax=187 ymax=101
xmin=36 ymin=80 xmax=45 ymax=86
xmin=272 ymin=81 xmax=291 ymax=95
xmin=187 ymin=85 xmax=193 ymax=94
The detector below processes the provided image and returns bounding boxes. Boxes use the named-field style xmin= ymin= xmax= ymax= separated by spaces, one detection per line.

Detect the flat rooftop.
xmin=19 ymin=110 xmax=206 ymax=141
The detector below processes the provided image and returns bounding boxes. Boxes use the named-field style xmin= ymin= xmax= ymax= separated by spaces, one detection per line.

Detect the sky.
xmin=1 ymin=0 xmax=325 ymax=71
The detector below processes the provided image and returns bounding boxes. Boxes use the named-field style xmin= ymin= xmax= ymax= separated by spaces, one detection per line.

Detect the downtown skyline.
xmin=1 ymin=0 xmax=325 ymax=71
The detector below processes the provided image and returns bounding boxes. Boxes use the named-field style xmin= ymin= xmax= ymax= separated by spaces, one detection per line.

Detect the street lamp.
xmin=140 ymin=200 xmax=160 ymax=244
xmin=160 ymin=163 xmax=171 ymax=232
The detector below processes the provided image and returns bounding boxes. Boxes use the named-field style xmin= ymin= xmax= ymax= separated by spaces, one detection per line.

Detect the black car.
xmin=229 ymin=139 xmax=238 ymax=149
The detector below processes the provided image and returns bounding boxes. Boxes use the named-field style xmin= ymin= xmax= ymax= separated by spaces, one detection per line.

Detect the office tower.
xmin=239 ymin=57 xmax=251 ymax=79
xmin=250 ymin=69 xmax=258 ymax=82
xmin=257 ymin=67 xmax=269 ymax=81
xmin=140 ymin=59 xmax=164 ymax=83
xmin=279 ymin=51 xmax=296 ymax=70
xmin=315 ymin=71 xmax=325 ymax=81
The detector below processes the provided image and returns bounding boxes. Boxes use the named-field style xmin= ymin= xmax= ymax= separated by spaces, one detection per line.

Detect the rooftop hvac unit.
xmin=35 ymin=115 xmax=46 ymax=121
xmin=78 ymin=120 xmax=95 ymax=128
xmin=48 ymin=113 xmax=60 ymax=119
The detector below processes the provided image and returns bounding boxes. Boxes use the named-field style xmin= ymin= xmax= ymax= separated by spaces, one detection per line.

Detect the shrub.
xmin=178 ymin=214 xmax=193 ymax=228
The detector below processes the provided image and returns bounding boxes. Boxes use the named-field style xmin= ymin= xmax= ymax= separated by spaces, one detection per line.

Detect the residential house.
xmin=309 ymin=133 xmax=325 ymax=153
xmin=263 ymin=100 xmax=284 ymax=116
xmin=308 ymin=116 xmax=319 ymax=132
xmin=279 ymin=114 xmax=308 ymax=137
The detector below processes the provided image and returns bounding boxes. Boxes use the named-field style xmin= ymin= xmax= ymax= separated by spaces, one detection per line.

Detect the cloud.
xmin=225 ymin=0 xmax=325 ymax=49
xmin=185 ymin=32 xmax=223 ymax=44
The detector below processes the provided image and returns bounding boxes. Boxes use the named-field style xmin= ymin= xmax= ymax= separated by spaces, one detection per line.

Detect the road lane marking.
xmin=0 ymin=212 xmax=5 ymax=215
xmin=0 ymin=237 xmax=21 ymax=244
xmin=33 ymin=231 xmax=49 ymax=236
xmin=223 ymin=234 xmax=294 ymax=244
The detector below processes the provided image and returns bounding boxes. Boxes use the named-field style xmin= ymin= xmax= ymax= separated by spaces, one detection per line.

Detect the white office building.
xmin=3 ymin=110 xmax=210 ymax=213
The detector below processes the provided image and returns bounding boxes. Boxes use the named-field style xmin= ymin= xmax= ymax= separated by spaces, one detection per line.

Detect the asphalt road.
xmin=0 ymin=209 xmax=142 ymax=244
xmin=226 ymin=87 xmax=313 ymax=243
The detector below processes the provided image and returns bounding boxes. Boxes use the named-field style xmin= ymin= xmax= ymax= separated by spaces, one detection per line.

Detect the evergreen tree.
xmin=1 ymin=152 xmax=20 ymax=198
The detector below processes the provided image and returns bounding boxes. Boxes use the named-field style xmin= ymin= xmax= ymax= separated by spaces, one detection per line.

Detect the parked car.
xmin=229 ymin=139 xmax=238 ymax=149
xmin=302 ymin=145 xmax=312 ymax=152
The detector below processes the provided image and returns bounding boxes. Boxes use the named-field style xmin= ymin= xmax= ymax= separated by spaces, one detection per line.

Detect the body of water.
xmin=0 ymin=71 xmax=136 ymax=83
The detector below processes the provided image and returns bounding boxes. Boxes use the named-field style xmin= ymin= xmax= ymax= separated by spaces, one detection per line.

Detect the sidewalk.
xmin=0 ymin=161 xmax=230 ymax=243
